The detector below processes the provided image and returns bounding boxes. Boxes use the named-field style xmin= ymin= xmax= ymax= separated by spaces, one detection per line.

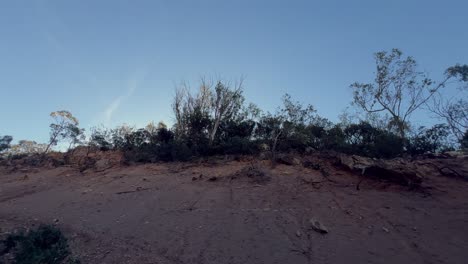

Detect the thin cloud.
xmin=103 ymin=97 xmax=123 ymax=126
xmin=102 ymin=70 xmax=147 ymax=126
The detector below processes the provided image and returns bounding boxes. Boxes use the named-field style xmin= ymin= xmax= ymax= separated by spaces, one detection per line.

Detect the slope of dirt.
xmin=1 ymin=158 xmax=468 ymax=264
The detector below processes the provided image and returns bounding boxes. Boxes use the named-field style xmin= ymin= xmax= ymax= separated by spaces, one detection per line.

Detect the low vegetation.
xmin=0 ymin=225 xmax=79 ymax=264
xmin=0 ymin=49 xmax=467 ymax=163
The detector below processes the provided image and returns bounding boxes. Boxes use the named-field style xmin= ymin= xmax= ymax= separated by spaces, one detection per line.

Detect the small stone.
xmin=192 ymin=176 xmax=198 ymax=181
xmin=382 ymin=227 xmax=389 ymax=233
xmin=296 ymin=230 xmax=302 ymax=237
xmin=309 ymin=218 xmax=328 ymax=234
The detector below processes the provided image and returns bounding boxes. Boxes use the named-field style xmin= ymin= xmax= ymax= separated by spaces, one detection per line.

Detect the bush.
xmin=170 ymin=141 xmax=193 ymax=161
xmin=89 ymin=127 xmax=112 ymax=151
xmin=1 ymin=225 xmax=79 ymax=264
xmin=408 ymin=124 xmax=454 ymax=155
xmin=341 ymin=122 xmax=404 ymax=158
xmin=322 ymin=125 xmax=346 ymax=151
xmin=0 ymin=135 xmax=13 ymax=152
xmin=220 ymin=136 xmax=259 ymax=155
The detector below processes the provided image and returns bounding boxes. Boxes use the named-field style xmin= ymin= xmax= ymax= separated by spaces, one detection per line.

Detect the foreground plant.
xmin=1 ymin=225 xmax=79 ymax=264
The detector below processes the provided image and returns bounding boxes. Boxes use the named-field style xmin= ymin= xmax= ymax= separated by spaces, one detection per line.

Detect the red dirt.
xmin=1 ymin=158 xmax=467 ymax=264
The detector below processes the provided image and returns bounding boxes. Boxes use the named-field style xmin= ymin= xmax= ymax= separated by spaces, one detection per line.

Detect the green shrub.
xmin=408 ymin=124 xmax=454 ymax=155
xmin=1 ymin=225 xmax=79 ymax=264
xmin=220 ymin=136 xmax=259 ymax=155
xmin=0 ymin=135 xmax=13 ymax=152
xmin=341 ymin=122 xmax=404 ymax=158
xmin=89 ymin=127 xmax=112 ymax=151
xmin=170 ymin=141 xmax=193 ymax=161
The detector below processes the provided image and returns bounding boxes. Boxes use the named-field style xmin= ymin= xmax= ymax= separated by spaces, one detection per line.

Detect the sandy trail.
xmin=1 ymin=161 xmax=467 ymax=264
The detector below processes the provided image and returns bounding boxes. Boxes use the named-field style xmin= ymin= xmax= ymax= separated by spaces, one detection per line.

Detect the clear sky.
xmin=1 ymin=0 xmax=467 ymax=144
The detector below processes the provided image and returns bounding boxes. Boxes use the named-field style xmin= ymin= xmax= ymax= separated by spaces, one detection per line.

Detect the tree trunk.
xmin=209 ymin=118 xmax=221 ymax=144
xmin=271 ymin=130 xmax=282 ymax=167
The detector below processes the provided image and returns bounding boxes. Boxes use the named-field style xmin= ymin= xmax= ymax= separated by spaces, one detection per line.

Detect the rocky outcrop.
xmin=276 ymin=154 xmax=302 ymax=166
xmin=339 ymin=155 xmax=423 ymax=187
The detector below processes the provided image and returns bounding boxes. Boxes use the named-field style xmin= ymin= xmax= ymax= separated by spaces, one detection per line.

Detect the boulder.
xmin=277 ymin=154 xmax=302 ymax=166
xmin=94 ymin=159 xmax=112 ymax=172
xmin=303 ymin=160 xmax=321 ymax=170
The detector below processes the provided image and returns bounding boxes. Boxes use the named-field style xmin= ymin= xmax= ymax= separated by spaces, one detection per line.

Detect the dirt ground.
xmin=1 ymin=158 xmax=467 ymax=264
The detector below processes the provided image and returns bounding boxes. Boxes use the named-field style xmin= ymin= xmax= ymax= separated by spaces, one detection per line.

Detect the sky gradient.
xmin=1 ymin=0 xmax=467 ymax=144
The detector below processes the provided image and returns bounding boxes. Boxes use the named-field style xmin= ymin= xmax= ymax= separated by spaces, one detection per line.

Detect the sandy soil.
xmin=1 ymin=159 xmax=467 ymax=264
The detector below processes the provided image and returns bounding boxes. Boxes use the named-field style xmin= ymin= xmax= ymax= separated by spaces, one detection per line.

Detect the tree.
xmin=427 ymin=64 xmax=468 ymax=141
xmin=172 ymin=80 xmax=212 ymax=141
xmin=208 ymin=79 xmax=244 ymax=144
xmin=408 ymin=124 xmax=454 ymax=155
xmin=89 ymin=126 xmax=113 ymax=150
xmin=0 ymin=135 xmax=13 ymax=153
xmin=256 ymin=94 xmax=317 ymax=164
xmin=460 ymin=130 xmax=468 ymax=151
xmin=172 ymin=77 xmax=245 ymax=145
xmin=44 ymin=111 xmax=80 ymax=154
xmin=10 ymin=140 xmax=48 ymax=155
xmin=67 ymin=125 xmax=85 ymax=151
xmin=145 ymin=121 xmax=159 ymax=135
xmin=111 ymin=124 xmax=135 ymax=149
xmin=343 ymin=122 xmax=405 ymax=158
xmin=351 ymin=49 xmax=460 ymax=138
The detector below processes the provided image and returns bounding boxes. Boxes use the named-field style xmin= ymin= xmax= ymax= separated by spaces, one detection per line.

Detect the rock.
xmin=440 ymin=167 xmax=461 ymax=178
xmin=303 ymin=160 xmax=321 ymax=170
xmin=444 ymin=151 xmax=462 ymax=158
xmin=277 ymin=154 xmax=302 ymax=166
xmin=339 ymin=155 xmax=373 ymax=174
xmin=208 ymin=176 xmax=218 ymax=182
xmin=309 ymin=218 xmax=328 ymax=234
xmin=192 ymin=176 xmax=198 ymax=181
xmin=230 ymin=165 xmax=271 ymax=184
xmin=382 ymin=227 xmax=389 ymax=233
xmin=94 ymin=159 xmax=112 ymax=172
xmin=339 ymin=154 xmax=422 ymax=187
xmin=296 ymin=230 xmax=302 ymax=237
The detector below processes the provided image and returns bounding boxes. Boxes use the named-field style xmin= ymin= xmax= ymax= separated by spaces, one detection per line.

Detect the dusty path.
xmin=1 ymin=161 xmax=467 ymax=264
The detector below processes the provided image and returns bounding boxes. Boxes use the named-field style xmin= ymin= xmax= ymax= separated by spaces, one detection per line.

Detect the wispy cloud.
xmin=103 ymin=97 xmax=123 ymax=126
xmin=102 ymin=70 xmax=146 ymax=126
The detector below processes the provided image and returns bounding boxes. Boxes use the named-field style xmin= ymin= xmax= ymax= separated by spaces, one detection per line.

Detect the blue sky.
xmin=1 ymin=0 xmax=467 ymax=144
